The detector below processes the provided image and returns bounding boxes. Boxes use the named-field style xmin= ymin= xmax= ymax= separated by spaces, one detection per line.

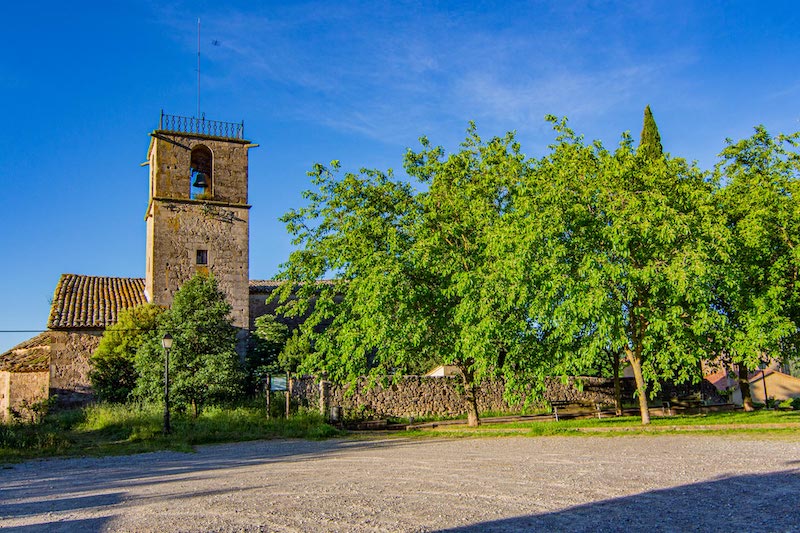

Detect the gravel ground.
xmin=1 ymin=434 xmax=799 ymax=532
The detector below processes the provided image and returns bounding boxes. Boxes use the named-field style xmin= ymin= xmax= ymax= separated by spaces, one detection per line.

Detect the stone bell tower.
xmin=144 ymin=112 xmax=255 ymax=341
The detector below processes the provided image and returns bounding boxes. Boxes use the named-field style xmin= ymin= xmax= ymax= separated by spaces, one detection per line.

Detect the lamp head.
xmin=162 ymin=333 xmax=173 ymax=350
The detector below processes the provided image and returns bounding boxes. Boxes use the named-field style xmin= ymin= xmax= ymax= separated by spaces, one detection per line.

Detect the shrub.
xmin=90 ymin=304 xmax=163 ymax=402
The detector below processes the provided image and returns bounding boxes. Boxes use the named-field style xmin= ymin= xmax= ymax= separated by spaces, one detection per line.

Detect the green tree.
xmin=278 ymin=126 xmax=534 ymax=426
xmin=279 ymin=329 xmax=313 ymax=373
xmin=514 ymin=112 xmax=726 ymax=424
xmin=639 ymin=104 xmax=663 ymax=160
xmin=714 ymin=126 xmax=800 ymax=409
xmin=134 ymin=274 xmax=244 ymax=417
xmin=246 ymin=314 xmax=297 ymax=393
xmin=90 ymin=304 xmax=163 ymax=402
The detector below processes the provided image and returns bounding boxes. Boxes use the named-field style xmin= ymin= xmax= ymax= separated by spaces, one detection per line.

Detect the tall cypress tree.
xmin=639 ymin=105 xmax=663 ymax=159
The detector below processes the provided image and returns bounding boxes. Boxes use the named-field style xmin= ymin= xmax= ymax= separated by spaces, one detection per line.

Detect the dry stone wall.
xmin=291 ymin=375 xmax=632 ymax=419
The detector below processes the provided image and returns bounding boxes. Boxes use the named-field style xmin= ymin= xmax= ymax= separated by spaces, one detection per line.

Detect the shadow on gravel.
xmin=438 ymin=470 xmax=800 ymax=532
xmin=0 ymin=492 xmax=123 ymax=518
xmin=2 ymin=517 xmax=110 ymax=532
xmin=0 ymin=437 xmax=420 ymax=522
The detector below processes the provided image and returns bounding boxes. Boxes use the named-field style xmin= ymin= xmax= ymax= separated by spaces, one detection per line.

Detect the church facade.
xmin=0 ymin=114 xmax=282 ymax=418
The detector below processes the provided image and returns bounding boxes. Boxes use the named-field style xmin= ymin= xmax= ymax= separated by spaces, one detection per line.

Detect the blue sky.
xmin=2 ymin=0 xmax=800 ymax=352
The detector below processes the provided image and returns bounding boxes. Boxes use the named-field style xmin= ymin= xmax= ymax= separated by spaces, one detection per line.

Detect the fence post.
xmin=285 ymin=371 xmax=291 ymax=418
xmin=320 ymin=379 xmax=331 ymax=417
xmin=266 ymin=374 xmax=272 ymax=419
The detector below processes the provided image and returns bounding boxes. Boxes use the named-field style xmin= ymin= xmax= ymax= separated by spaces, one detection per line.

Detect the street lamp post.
xmin=162 ymin=333 xmax=173 ymax=434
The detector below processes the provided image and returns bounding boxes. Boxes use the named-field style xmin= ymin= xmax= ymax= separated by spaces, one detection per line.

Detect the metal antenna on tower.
xmin=197 ymin=18 xmax=201 ymax=118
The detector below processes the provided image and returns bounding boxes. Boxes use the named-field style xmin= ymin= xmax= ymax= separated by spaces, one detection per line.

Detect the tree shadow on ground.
xmin=439 ymin=470 xmax=800 ymax=532
xmin=0 ymin=437 xmax=424 ymax=519
xmin=2 ymin=517 xmax=110 ymax=532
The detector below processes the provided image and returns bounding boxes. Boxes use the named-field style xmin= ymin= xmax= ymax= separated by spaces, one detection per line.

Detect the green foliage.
xmin=639 ymin=105 xmax=663 ymax=159
xmin=247 ymin=314 xmax=290 ymax=389
xmin=247 ymin=314 xmax=313 ymax=394
xmin=277 ymin=115 xmax=799 ymax=427
xmin=508 ymin=117 xmax=725 ymax=421
xmin=714 ymin=126 xmax=800 ymax=373
xmin=90 ymin=304 xmax=163 ymax=402
xmin=278 ymin=125 xmax=533 ymax=424
xmin=8 ymin=396 xmax=57 ymax=424
xmin=134 ymin=274 xmax=245 ymax=416
xmin=279 ymin=329 xmax=312 ymax=372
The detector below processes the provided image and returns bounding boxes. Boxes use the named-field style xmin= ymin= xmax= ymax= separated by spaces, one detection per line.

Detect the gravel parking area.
xmin=1 ymin=434 xmax=799 ymax=532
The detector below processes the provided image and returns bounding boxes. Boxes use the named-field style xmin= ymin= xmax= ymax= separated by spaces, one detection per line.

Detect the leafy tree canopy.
xmin=278 ymin=125 xmax=534 ymax=426
xmin=498 ymin=113 xmax=727 ymax=424
xmin=714 ymin=126 xmax=800 ymax=371
xmin=276 ymin=112 xmax=797 ymax=426
xmin=134 ymin=274 xmax=244 ymax=416
xmin=246 ymin=314 xmax=292 ymax=388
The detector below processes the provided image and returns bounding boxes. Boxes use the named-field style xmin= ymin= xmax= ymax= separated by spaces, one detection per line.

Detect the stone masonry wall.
xmin=0 ymin=370 xmax=50 ymax=422
xmin=0 ymin=372 xmax=8 ymax=420
xmin=150 ymin=133 xmax=250 ymax=205
xmin=149 ymin=201 xmax=250 ymax=330
xmin=145 ymin=131 xmax=251 ymax=332
xmin=49 ymin=330 xmax=102 ymax=406
xmin=291 ymin=375 xmax=633 ymax=419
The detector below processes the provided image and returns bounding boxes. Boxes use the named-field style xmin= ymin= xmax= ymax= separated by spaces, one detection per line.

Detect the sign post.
xmin=267 ymin=374 xmax=290 ymax=418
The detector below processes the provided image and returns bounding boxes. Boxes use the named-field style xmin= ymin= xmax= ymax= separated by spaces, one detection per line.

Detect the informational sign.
xmin=269 ymin=376 xmax=288 ymax=391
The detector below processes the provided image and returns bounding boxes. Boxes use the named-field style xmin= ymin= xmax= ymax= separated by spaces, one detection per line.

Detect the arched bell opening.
xmin=190 ymin=145 xmax=213 ymax=199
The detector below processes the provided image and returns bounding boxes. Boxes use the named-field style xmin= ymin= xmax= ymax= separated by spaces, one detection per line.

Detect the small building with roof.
xmin=706 ymin=366 xmax=800 ymax=405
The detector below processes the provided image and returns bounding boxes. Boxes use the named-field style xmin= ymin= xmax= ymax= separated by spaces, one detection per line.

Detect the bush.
xmin=90 ymin=304 xmax=163 ymax=402
xmin=791 ymin=397 xmax=800 ymax=410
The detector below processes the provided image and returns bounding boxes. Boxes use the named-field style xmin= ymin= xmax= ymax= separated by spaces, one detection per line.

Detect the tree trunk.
xmin=611 ymin=351 xmax=623 ymax=416
xmin=460 ymin=368 xmax=481 ymax=427
xmin=626 ymin=349 xmax=650 ymax=425
xmin=738 ymin=364 xmax=755 ymax=412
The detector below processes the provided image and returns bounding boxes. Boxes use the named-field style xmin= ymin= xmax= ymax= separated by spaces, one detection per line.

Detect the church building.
xmin=0 ymin=113 xmax=281 ymax=418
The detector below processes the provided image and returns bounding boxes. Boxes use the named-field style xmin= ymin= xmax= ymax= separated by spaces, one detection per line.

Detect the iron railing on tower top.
xmin=159 ymin=111 xmax=244 ymax=140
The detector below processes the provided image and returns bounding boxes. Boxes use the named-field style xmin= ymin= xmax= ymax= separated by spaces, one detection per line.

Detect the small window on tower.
xmin=196 ymin=250 xmax=208 ymax=265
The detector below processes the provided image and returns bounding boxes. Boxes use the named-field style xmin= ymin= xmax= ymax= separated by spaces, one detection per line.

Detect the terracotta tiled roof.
xmin=249 ymin=279 xmax=336 ymax=294
xmin=48 ymin=274 xmax=148 ymax=329
xmin=0 ymin=332 xmax=52 ymax=372
xmin=249 ymin=280 xmax=283 ymax=293
xmin=46 ymin=275 xmax=334 ymax=329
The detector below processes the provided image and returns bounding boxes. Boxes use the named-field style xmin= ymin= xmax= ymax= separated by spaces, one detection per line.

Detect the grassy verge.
xmin=0 ymin=403 xmax=342 ymax=463
xmin=403 ymin=409 xmax=800 ymax=439
xmin=3 ymin=406 xmax=797 ymax=463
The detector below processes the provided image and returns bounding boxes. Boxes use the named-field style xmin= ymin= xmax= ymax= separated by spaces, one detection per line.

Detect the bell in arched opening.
xmin=190 ymin=145 xmax=213 ymax=199
xmin=192 ymin=172 xmax=209 ymax=189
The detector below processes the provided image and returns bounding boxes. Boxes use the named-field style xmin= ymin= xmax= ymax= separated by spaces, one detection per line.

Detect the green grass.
xmin=3 ymin=405 xmax=797 ymax=463
xmin=0 ymin=402 xmax=342 ymax=463
xmin=403 ymin=409 xmax=800 ymax=438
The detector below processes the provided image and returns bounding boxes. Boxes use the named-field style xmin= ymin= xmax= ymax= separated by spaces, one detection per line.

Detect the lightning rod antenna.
xmin=197 ymin=17 xmax=201 ymax=118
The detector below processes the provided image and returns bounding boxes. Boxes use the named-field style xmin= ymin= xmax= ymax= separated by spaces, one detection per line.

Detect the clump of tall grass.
xmin=0 ymin=402 xmax=341 ymax=463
